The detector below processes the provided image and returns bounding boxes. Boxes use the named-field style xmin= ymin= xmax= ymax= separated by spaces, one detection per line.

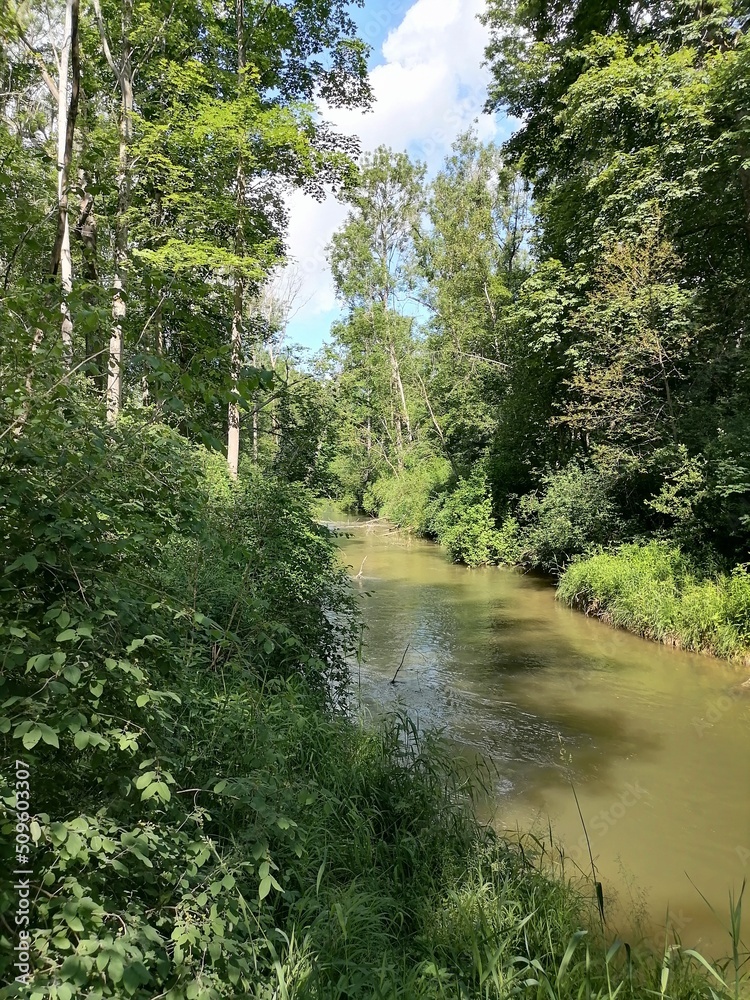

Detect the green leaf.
xmin=60 ymin=955 xmax=84 ymax=980
xmin=122 ymin=961 xmax=150 ymax=993
xmin=39 ymin=723 xmax=60 ymax=747
xmin=66 ymin=831 xmax=83 ymax=856
xmin=22 ymin=553 xmax=38 ymax=572
xmin=63 ymin=664 xmax=81 ymax=684
xmin=50 ymin=822 xmax=68 ymax=844
xmin=154 ymin=781 xmax=171 ymax=801
xmin=56 ymin=629 xmax=78 ymax=642
xmin=74 ymin=731 xmax=91 ymax=750
xmin=108 ymin=954 xmax=124 ymax=984
xmin=22 ymin=725 xmax=41 ymax=749
xmin=258 ymin=876 xmax=272 ymax=900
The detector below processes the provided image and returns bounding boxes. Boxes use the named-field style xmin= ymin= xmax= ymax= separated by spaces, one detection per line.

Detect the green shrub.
xmin=0 ymin=394 xmax=358 ymax=996
xmin=516 ymin=465 xmax=623 ymax=572
xmin=430 ymin=473 xmax=506 ymax=567
xmin=362 ymin=464 xmax=525 ymax=568
xmin=363 ymin=454 xmax=453 ymax=532
xmin=156 ymin=452 xmax=356 ymax=690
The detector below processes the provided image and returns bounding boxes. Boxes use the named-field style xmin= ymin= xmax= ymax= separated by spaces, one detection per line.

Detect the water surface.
xmin=328 ymin=510 xmax=750 ymax=957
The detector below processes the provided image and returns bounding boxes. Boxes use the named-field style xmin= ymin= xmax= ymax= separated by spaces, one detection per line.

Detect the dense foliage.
xmin=1 ymin=386 xmax=740 ymax=997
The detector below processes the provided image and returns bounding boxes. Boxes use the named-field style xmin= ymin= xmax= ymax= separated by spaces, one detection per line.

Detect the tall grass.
xmin=558 ymin=542 xmax=750 ymax=660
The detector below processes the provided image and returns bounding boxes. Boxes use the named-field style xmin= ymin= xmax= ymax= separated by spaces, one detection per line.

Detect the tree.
xmin=50 ymin=0 xmax=80 ymax=357
xmin=329 ymin=147 xmax=426 ymax=469
xmin=417 ymin=132 xmax=532 ymax=473
xmin=560 ymin=230 xmax=693 ymax=464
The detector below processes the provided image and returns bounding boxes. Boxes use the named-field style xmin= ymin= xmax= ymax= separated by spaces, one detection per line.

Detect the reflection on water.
xmin=326 ymin=510 xmax=750 ymax=957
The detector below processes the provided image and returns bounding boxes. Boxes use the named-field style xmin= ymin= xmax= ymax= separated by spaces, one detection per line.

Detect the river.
xmin=326 ymin=509 xmax=750 ymax=959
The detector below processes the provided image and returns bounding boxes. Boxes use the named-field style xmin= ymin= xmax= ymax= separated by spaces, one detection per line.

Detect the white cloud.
xmin=284 ymin=0 xmax=501 ymax=345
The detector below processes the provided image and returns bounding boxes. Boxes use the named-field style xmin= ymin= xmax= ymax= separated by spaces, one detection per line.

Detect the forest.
xmin=0 ymin=0 xmax=748 ymax=997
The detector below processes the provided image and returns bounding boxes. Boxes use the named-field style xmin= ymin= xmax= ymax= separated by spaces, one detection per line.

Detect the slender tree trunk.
xmin=227 ymin=0 xmax=245 ymax=477
xmin=50 ymin=0 xmax=80 ymax=359
xmin=390 ymin=342 xmax=411 ymax=442
xmin=387 ymin=338 xmax=410 ymax=464
xmin=106 ymin=0 xmax=133 ymax=422
xmin=74 ymin=170 xmax=102 ymax=386
xmin=15 ymin=328 xmax=46 ymax=437
xmin=251 ymin=346 xmax=259 ymax=462
xmin=228 ymin=283 xmax=243 ymax=477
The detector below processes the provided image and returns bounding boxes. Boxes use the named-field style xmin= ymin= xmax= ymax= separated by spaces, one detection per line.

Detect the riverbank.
xmin=558 ymin=543 xmax=750 ymax=664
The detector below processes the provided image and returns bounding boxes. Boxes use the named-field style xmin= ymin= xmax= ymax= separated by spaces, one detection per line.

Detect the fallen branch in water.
xmin=390 ymin=643 xmax=411 ymax=685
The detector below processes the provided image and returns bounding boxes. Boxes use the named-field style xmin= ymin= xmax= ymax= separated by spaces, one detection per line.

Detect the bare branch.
xmin=14 ymin=21 xmax=59 ymax=101
xmin=91 ymin=0 xmax=120 ymax=81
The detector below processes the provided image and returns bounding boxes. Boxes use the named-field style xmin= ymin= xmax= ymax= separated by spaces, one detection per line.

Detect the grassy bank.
xmin=558 ymin=543 xmax=750 ymax=662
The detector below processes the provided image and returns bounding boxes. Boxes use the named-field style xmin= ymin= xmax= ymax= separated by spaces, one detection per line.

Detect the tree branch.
xmin=14 ymin=21 xmax=59 ymax=101
xmin=91 ymin=0 xmax=120 ymax=81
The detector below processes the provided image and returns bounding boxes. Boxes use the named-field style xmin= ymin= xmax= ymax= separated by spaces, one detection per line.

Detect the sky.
xmin=282 ymin=0 xmax=512 ymax=353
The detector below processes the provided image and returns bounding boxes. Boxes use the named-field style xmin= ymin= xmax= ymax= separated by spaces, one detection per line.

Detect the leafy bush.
xmin=156 ymin=452 xmax=356 ymax=692
xmin=516 ymin=465 xmax=623 ymax=572
xmin=0 ymin=390 xmax=357 ymax=996
xmin=558 ymin=542 xmax=750 ymax=659
xmin=328 ymin=448 xmax=382 ymax=513
xmin=362 ymin=453 xmax=453 ymax=532
xmin=430 ymin=473 xmax=507 ymax=567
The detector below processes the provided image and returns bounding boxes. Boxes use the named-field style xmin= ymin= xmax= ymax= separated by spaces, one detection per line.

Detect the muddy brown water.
xmin=326 ymin=509 xmax=750 ymax=958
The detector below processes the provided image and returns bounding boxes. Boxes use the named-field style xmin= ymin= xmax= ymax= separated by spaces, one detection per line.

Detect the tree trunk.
xmin=389 ymin=341 xmax=410 ymax=448
xmin=50 ymin=0 xmax=80 ymax=359
xmin=227 ymin=281 xmax=243 ymax=477
xmin=251 ymin=346 xmax=259 ymax=462
xmin=74 ymin=171 xmax=103 ymax=387
xmin=106 ymin=1 xmax=133 ymax=423
xmin=227 ymin=0 xmax=245 ymax=477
